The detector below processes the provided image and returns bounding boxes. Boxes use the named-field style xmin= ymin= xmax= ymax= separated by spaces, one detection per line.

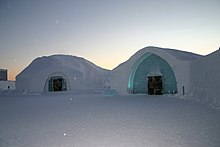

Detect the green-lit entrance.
xmin=128 ymin=53 xmax=177 ymax=94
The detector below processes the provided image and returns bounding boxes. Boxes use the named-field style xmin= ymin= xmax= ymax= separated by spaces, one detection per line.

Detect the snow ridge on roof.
xmin=113 ymin=46 xmax=202 ymax=70
xmin=17 ymin=54 xmax=109 ymax=78
xmin=138 ymin=46 xmax=203 ymax=61
xmin=162 ymin=48 xmax=203 ymax=61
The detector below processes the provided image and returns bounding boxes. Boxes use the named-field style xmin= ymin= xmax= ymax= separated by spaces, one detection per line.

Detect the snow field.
xmin=0 ymin=93 xmax=220 ymax=147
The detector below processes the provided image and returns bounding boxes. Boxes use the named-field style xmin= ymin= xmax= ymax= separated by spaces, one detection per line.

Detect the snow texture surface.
xmin=0 ymin=93 xmax=220 ymax=147
xmin=189 ymin=50 xmax=220 ymax=108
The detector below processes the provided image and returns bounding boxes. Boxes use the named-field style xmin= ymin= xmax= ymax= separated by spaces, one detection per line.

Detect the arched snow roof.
xmin=113 ymin=46 xmax=202 ymax=71
xmin=129 ymin=46 xmax=202 ymax=62
xmin=18 ymin=55 xmax=108 ymax=76
xmin=162 ymin=48 xmax=203 ymax=61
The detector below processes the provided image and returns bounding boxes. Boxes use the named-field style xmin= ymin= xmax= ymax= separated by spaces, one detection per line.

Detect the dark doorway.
xmin=53 ymin=79 xmax=63 ymax=91
xmin=48 ymin=76 xmax=67 ymax=92
xmin=148 ymin=76 xmax=163 ymax=95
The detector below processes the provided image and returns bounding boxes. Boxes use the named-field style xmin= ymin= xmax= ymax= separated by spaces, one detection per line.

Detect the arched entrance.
xmin=44 ymin=72 xmax=70 ymax=92
xmin=128 ymin=53 xmax=177 ymax=95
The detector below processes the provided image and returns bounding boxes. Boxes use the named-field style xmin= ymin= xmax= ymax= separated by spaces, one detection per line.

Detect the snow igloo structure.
xmin=16 ymin=55 xmax=110 ymax=93
xmin=110 ymin=46 xmax=201 ymax=95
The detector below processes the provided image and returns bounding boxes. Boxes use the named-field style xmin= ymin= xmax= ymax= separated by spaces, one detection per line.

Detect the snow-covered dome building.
xmin=110 ymin=46 xmax=202 ymax=95
xmin=16 ymin=55 xmax=110 ymax=93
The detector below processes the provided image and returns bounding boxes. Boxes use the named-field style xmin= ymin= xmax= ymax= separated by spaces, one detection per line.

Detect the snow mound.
xmin=16 ymin=55 xmax=110 ymax=93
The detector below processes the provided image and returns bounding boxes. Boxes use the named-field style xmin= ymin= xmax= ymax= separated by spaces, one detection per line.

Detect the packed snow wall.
xmin=189 ymin=50 xmax=220 ymax=107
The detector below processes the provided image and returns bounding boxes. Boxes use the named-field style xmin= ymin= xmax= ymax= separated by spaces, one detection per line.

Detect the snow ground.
xmin=0 ymin=93 xmax=220 ymax=147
